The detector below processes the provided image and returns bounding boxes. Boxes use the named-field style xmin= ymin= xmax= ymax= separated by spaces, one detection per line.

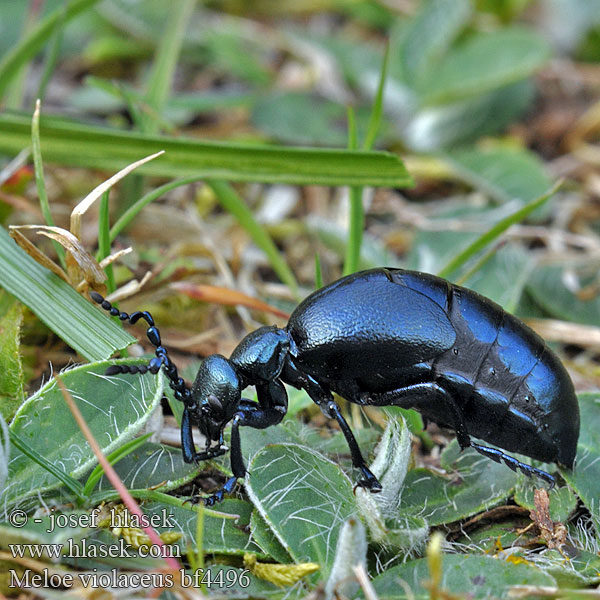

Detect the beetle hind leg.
xmin=470 ymin=442 xmax=556 ymax=488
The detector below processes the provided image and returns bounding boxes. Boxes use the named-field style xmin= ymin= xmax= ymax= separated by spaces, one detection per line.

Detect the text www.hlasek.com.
xmin=9 ymin=537 xmax=178 ymax=560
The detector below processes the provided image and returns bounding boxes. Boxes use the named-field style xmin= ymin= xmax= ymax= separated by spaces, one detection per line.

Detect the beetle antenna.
xmin=89 ymin=292 xmax=191 ymax=404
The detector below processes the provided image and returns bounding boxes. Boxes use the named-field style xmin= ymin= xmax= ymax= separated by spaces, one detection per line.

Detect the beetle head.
xmin=191 ymin=354 xmax=241 ymax=442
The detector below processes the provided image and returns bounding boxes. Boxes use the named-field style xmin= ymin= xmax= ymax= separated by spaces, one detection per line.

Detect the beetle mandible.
xmin=91 ymin=267 xmax=580 ymax=505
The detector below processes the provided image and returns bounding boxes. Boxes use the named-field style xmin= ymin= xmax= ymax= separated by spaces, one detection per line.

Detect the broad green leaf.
xmin=395 ymin=0 xmax=471 ymax=86
xmin=0 ymin=298 xmax=25 ymax=419
xmin=0 ymin=112 xmax=413 ymax=187
xmin=300 ymin=34 xmax=383 ymax=97
xmin=62 ymin=528 xmax=163 ymax=570
xmin=204 ymin=29 xmax=270 ymax=86
xmin=563 ymin=393 xmax=600 ymax=535
xmin=399 ymin=441 xmax=518 ymax=526
xmin=3 ymin=360 xmax=163 ymax=512
xmin=0 ymin=0 xmax=103 ymax=99
xmin=437 ymin=182 xmax=558 ymax=280
xmin=0 ymin=512 xmax=88 ymax=552
xmin=250 ymin=509 xmax=292 ymax=564
xmin=461 ymin=245 xmax=534 ymax=313
xmin=251 ymin=93 xmax=371 ymax=147
xmin=90 ymin=442 xmax=199 ymax=501
xmin=445 ymin=146 xmax=552 ymax=206
xmin=246 ymin=444 xmax=357 ymax=578
xmin=403 ymin=81 xmax=534 ymax=151
xmin=454 ymin=520 xmax=529 ymax=554
xmin=240 ymin=424 xmax=304 ymax=470
xmin=143 ymin=499 xmax=265 ymax=557
xmin=405 ymin=205 xmax=533 ymax=289
xmin=297 ymin=422 xmax=380 ymax=456
xmin=542 ymin=548 xmax=600 ymax=587
xmin=420 ymin=27 xmax=550 ymax=106
xmin=410 ymin=237 xmax=534 ymax=318
xmin=370 ymin=554 xmax=555 ymax=600
xmin=0 ymin=226 xmax=135 ymax=361
xmin=525 ymin=263 xmax=600 ymax=326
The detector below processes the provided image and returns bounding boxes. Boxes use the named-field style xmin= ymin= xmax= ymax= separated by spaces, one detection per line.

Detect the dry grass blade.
xmin=106 ymin=271 xmax=153 ymax=302
xmin=10 ymin=224 xmax=105 ymax=286
xmin=98 ymin=247 xmax=132 ymax=269
xmin=8 ymin=227 xmax=69 ymax=282
xmin=525 ymin=318 xmax=600 ymax=347
xmin=70 ymin=150 xmax=165 ymax=239
xmin=171 ymin=281 xmax=290 ymax=319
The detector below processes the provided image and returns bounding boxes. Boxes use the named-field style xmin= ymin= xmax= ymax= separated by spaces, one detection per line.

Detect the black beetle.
xmin=90 ymin=267 xmax=579 ymax=505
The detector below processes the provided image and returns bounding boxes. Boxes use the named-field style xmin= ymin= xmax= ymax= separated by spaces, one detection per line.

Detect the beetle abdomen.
xmin=399 ymin=273 xmax=579 ymax=467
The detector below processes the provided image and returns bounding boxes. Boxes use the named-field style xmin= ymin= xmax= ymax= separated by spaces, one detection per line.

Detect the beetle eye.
xmin=206 ymin=394 xmax=225 ymax=418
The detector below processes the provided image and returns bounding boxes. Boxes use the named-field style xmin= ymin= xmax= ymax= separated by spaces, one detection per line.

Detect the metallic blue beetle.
xmin=91 ymin=267 xmax=580 ymax=505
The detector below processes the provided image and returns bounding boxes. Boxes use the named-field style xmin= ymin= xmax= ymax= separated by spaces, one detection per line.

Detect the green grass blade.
xmin=98 ymin=190 xmax=115 ymax=293
xmin=208 ymin=180 xmax=299 ymax=295
xmin=0 ymin=112 xmax=413 ymax=187
xmin=4 ymin=3 xmax=39 ymax=109
xmin=363 ymin=43 xmax=390 ymax=151
xmin=110 ymin=176 xmax=201 ymax=242
xmin=141 ymin=0 xmax=196 ymax=134
xmin=0 ymin=226 xmax=134 ymax=361
xmin=0 ymin=0 xmax=102 ymax=100
xmin=31 ymin=101 xmax=65 ymax=267
xmin=347 ymin=105 xmax=358 ymax=150
xmin=314 ymin=254 xmax=323 ymax=289
xmin=437 ymin=181 xmax=561 ymax=280
xmin=82 ymin=432 xmax=153 ymax=497
xmin=344 ymin=48 xmax=392 ymax=276
xmin=343 ymin=187 xmax=364 ymax=276
xmin=10 ymin=430 xmax=86 ymax=502
xmin=343 ymin=107 xmax=363 ymax=276
xmin=36 ymin=3 xmax=67 ymax=103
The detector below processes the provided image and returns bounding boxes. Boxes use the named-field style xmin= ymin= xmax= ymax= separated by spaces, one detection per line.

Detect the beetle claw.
xmin=353 ymin=477 xmax=383 ymax=494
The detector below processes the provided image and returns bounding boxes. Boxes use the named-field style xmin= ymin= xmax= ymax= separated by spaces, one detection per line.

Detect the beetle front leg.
xmin=202 ymin=380 xmax=288 ymax=506
xmin=283 ymin=359 xmax=382 ymax=493
xmin=181 ymin=405 xmax=227 ymax=463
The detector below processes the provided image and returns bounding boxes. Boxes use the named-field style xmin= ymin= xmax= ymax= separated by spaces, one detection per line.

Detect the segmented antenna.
xmin=90 ymin=292 xmax=191 ymax=404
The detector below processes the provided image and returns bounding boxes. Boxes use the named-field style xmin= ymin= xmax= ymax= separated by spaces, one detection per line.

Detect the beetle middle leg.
xmin=192 ymin=380 xmax=289 ymax=506
xmin=366 ymin=383 xmax=556 ymax=487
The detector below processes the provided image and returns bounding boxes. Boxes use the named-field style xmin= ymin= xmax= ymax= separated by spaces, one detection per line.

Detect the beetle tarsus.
xmin=471 ymin=442 xmax=556 ymax=487
xmin=355 ymin=468 xmax=383 ymax=493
